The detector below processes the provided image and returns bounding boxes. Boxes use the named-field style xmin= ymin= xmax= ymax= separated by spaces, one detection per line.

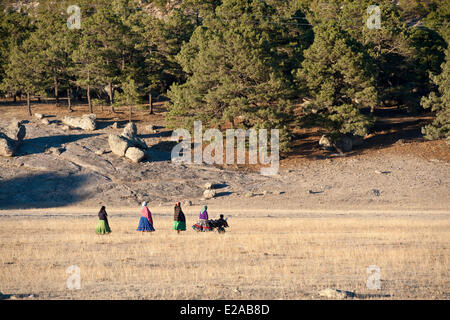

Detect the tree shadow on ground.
xmin=287 ymin=106 xmax=432 ymax=160
xmin=0 ymin=292 xmax=39 ymax=300
xmin=215 ymin=191 xmax=233 ymax=198
xmin=212 ymin=183 xmax=228 ymax=189
xmin=17 ymin=133 xmax=100 ymax=156
xmin=0 ymin=173 xmax=91 ymax=209
xmin=144 ymin=140 xmax=178 ymax=162
xmin=95 ymin=119 xmax=129 ymax=130
xmin=140 ymin=130 xmax=172 ymax=139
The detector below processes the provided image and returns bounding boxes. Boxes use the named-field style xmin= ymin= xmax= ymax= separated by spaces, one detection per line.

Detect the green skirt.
xmin=96 ymin=219 xmax=111 ymax=234
xmin=173 ymin=220 xmax=186 ymax=231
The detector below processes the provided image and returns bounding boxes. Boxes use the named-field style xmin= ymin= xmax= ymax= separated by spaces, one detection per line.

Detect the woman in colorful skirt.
xmin=192 ymin=205 xmax=212 ymax=232
xmin=95 ymin=206 xmax=111 ymax=235
xmin=173 ymin=202 xmax=186 ymax=234
xmin=137 ymin=201 xmax=155 ymax=232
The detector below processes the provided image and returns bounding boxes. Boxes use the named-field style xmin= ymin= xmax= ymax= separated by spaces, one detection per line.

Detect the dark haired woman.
xmin=95 ymin=206 xmax=111 ymax=235
xmin=173 ymin=202 xmax=186 ymax=234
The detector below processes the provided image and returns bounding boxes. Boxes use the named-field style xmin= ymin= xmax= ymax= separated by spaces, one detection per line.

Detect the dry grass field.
xmin=0 ymin=212 xmax=448 ymax=300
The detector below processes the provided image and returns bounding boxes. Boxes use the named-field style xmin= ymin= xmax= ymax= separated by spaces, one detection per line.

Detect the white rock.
xmin=62 ymin=114 xmax=96 ymax=130
xmin=204 ymin=182 xmax=213 ymax=189
xmin=319 ymin=288 xmax=355 ymax=299
xmin=122 ymin=122 xmax=137 ymax=137
xmin=203 ymin=189 xmax=216 ymax=199
xmin=0 ymin=120 xmax=26 ymax=157
xmin=125 ymin=147 xmax=145 ymax=163
xmin=108 ymin=134 xmax=129 ymax=157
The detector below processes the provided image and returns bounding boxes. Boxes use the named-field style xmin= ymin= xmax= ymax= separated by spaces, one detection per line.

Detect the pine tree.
xmin=72 ymin=2 xmax=127 ymax=113
xmin=421 ymin=47 xmax=450 ymax=141
xmin=167 ymin=0 xmax=310 ymax=150
xmin=0 ymin=8 xmax=34 ymax=99
xmin=1 ymin=41 xmax=43 ymax=116
xmin=27 ymin=1 xmax=78 ymax=108
xmin=309 ymin=0 xmax=417 ymax=112
xmin=114 ymin=76 xmax=142 ymax=122
xmin=296 ymin=21 xmax=376 ymax=138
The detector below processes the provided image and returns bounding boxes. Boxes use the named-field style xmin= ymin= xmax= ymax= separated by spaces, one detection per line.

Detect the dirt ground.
xmin=0 ymin=100 xmax=449 ymax=300
xmin=0 ymin=100 xmax=449 ymax=211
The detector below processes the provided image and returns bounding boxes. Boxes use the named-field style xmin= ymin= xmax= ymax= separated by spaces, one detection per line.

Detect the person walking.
xmin=173 ymin=202 xmax=186 ymax=234
xmin=137 ymin=201 xmax=155 ymax=232
xmin=95 ymin=206 xmax=111 ymax=235
xmin=192 ymin=205 xmax=212 ymax=232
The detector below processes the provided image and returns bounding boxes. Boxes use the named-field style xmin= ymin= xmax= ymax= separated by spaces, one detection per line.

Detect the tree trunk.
xmin=54 ymin=76 xmax=59 ymax=107
xmin=26 ymin=92 xmax=32 ymax=116
xmin=149 ymin=93 xmax=154 ymax=114
xmin=129 ymin=105 xmax=132 ymax=123
xmin=67 ymin=88 xmax=73 ymax=112
xmin=87 ymin=84 xmax=92 ymax=113
xmin=87 ymin=70 xmax=92 ymax=113
xmin=108 ymin=82 xmax=115 ymax=113
xmin=13 ymin=93 xmax=16 ymax=103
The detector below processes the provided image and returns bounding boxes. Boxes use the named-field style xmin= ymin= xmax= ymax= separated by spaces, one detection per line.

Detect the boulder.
xmin=62 ymin=114 xmax=96 ymax=130
xmin=122 ymin=122 xmax=137 ymax=137
xmin=204 ymin=182 xmax=213 ymax=190
xmin=318 ymin=135 xmax=333 ymax=150
xmin=112 ymin=122 xmax=118 ymax=129
xmin=108 ymin=134 xmax=129 ymax=157
xmin=0 ymin=137 xmax=13 ymax=157
xmin=109 ymin=122 xmax=148 ymax=161
xmin=95 ymin=149 xmax=106 ymax=155
xmin=120 ymin=122 xmax=147 ymax=150
xmin=203 ymin=189 xmax=216 ymax=199
xmin=125 ymin=147 xmax=145 ymax=163
xmin=7 ymin=120 xmax=26 ymax=142
xmin=320 ymin=134 xmax=358 ymax=152
xmin=0 ymin=120 xmax=26 ymax=157
xmin=34 ymin=113 xmax=43 ymax=120
xmin=41 ymin=118 xmax=50 ymax=125
xmin=121 ymin=135 xmax=147 ymax=150
xmin=319 ymin=288 xmax=356 ymax=299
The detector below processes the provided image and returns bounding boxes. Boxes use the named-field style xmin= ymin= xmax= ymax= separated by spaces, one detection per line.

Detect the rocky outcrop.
xmin=108 ymin=122 xmax=148 ymax=163
xmin=0 ymin=119 xmax=26 ymax=157
xmin=62 ymin=114 xmax=97 ymax=131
